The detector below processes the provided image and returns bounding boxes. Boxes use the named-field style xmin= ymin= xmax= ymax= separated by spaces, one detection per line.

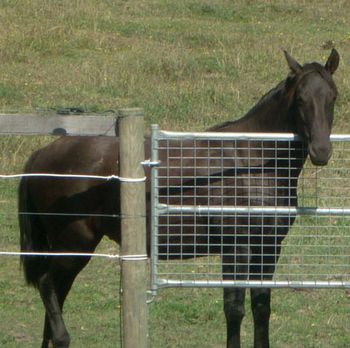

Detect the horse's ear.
xmin=325 ymin=48 xmax=340 ymax=75
xmin=284 ymin=50 xmax=302 ymax=74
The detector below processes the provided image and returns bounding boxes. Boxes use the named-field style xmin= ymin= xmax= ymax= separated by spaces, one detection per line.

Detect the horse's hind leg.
xmin=39 ymin=270 xmax=70 ymax=348
xmin=41 ymin=313 xmax=52 ymax=348
xmin=39 ymin=255 xmax=92 ymax=348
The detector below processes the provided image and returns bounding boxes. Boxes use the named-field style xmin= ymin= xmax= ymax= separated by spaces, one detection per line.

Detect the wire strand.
xmin=0 ymin=173 xmax=147 ymax=182
xmin=0 ymin=251 xmax=148 ymax=260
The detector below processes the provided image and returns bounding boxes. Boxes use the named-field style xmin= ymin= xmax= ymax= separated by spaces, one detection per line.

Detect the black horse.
xmin=19 ymin=49 xmax=339 ymax=348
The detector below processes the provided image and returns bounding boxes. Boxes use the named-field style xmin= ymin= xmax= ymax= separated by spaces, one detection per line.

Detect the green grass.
xmin=1 ymin=0 xmax=350 ymax=347
xmin=1 ymin=0 xmax=350 ymax=128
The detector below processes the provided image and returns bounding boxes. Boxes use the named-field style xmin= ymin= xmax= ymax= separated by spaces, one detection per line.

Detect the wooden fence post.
xmin=118 ymin=108 xmax=148 ymax=348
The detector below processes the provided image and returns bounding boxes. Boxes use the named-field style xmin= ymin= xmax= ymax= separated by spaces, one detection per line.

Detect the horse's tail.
xmin=19 ymin=161 xmax=49 ymax=288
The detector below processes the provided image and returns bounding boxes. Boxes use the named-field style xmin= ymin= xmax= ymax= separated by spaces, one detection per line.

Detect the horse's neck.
xmin=240 ymin=98 xmax=295 ymax=133
xmin=217 ymin=81 xmax=297 ymax=134
xmin=224 ymin=83 xmax=308 ymax=170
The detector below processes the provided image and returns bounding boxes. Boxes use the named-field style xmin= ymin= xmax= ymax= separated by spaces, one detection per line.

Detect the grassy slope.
xmin=0 ymin=0 xmax=350 ymax=347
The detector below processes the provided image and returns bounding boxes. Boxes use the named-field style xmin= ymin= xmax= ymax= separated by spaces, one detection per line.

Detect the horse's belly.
xmin=157 ymin=174 xmax=297 ymax=258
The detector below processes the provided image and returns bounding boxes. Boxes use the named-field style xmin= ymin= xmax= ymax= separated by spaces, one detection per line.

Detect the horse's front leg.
xmin=222 ymin=243 xmax=250 ymax=348
xmin=250 ymin=287 xmax=271 ymax=348
xmin=249 ymin=241 xmax=281 ymax=348
xmin=223 ymin=287 xmax=246 ymax=348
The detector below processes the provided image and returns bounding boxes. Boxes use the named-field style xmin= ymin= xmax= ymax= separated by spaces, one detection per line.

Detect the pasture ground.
xmin=1 ymin=1 xmax=350 ymax=347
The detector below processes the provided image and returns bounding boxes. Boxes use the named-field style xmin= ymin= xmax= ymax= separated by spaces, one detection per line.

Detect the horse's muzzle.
xmin=308 ymin=142 xmax=332 ymax=166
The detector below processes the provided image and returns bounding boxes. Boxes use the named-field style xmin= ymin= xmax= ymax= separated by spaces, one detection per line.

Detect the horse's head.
xmin=284 ymin=49 xmax=340 ymax=166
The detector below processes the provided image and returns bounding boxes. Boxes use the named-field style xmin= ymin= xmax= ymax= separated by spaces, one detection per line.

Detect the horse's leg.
xmin=39 ymin=217 xmax=103 ymax=348
xmin=250 ymin=287 xmax=271 ymax=348
xmin=40 ymin=264 xmax=80 ymax=348
xmin=222 ymin=242 xmax=250 ymax=348
xmin=39 ymin=269 xmax=70 ymax=348
xmin=223 ymin=287 xmax=246 ymax=348
xmin=39 ymin=255 xmax=93 ymax=348
xmin=249 ymin=240 xmax=282 ymax=348
xmin=41 ymin=313 xmax=52 ymax=348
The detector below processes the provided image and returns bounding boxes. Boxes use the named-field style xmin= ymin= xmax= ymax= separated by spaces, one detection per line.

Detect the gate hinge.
xmin=141 ymin=159 xmax=161 ymax=168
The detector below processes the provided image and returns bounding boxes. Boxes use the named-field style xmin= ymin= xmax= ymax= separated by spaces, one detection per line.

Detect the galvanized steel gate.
xmin=150 ymin=126 xmax=350 ymax=294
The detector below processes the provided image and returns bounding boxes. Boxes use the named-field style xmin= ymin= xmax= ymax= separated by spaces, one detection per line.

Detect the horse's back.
xmin=25 ymin=136 xmax=118 ymax=175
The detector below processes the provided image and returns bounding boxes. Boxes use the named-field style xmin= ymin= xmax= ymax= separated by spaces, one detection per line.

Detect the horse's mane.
xmin=207 ymin=78 xmax=286 ymax=131
xmin=207 ymin=62 xmax=335 ymax=132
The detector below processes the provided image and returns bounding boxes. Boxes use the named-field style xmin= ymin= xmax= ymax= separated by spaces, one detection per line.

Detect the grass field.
xmin=1 ymin=0 xmax=350 ymax=347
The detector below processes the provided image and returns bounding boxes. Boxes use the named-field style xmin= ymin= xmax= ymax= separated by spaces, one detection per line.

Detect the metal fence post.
xmin=118 ymin=108 xmax=148 ymax=348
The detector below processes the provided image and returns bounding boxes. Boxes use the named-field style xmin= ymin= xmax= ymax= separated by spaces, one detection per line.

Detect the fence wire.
xmin=150 ymin=129 xmax=350 ymax=290
xmin=0 ymin=172 xmax=146 ymax=259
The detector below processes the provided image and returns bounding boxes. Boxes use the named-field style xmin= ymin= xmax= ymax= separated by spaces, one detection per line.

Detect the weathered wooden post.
xmin=118 ymin=108 xmax=148 ymax=348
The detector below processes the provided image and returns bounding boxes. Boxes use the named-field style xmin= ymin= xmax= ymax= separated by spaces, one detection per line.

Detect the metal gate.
xmin=150 ymin=125 xmax=350 ymax=294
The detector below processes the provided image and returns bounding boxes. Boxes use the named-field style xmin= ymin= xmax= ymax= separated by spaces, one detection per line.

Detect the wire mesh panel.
xmin=150 ymin=128 xmax=350 ymax=292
